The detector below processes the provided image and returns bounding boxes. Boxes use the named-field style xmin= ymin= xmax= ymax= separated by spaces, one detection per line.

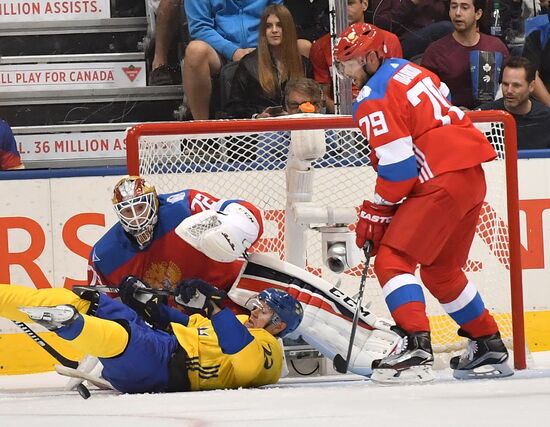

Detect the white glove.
xmin=175 ymin=203 xmax=260 ymax=262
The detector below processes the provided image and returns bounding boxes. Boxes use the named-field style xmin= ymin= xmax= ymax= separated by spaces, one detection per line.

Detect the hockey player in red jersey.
xmin=334 ymin=23 xmax=513 ymax=383
xmin=87 ymin=176 xmax=263 ymax=313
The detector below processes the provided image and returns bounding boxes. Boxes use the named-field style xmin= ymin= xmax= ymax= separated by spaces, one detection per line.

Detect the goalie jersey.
xmin=88 ymin=189 xmax=262 ymax=297
xmin=352 ymin=58 xmax=497 ymax=204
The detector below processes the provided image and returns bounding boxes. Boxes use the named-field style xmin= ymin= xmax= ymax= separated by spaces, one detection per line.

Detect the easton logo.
xmin=122 ymin=65 xmax=142 ymax=82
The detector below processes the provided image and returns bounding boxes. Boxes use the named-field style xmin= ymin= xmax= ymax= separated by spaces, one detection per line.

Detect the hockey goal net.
xmin=126 ymin=112 xmax=525 ymax=369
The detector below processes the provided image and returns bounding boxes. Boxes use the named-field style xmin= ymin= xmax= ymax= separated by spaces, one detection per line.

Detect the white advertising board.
xmin=0 ymin=62 xmax=146 ymax=91
xmin=0 ymin=0 xmax=110 ymax=22
xmin=16 ymin=131 xmax=127 ymax=161
xmin=0 ymin=159 xmax=548 ymax=337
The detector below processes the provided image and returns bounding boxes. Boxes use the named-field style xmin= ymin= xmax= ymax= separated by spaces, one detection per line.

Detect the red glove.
xmin=355 ymin=200 xmax=397 ymax=255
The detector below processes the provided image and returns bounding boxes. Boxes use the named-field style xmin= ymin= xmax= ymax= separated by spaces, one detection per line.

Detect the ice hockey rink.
xmin=1 ymin=352 xmax=549 ymax=427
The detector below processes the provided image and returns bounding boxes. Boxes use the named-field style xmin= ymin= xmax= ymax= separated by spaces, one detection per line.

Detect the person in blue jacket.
xmin=182 ymin=0 xmax=282 ymax=120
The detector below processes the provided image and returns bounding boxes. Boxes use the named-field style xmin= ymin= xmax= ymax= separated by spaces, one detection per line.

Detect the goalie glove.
xmin=175 ymin=203 xmax=261 ymax=263
xmin=175 ymin=279 xmax=227 ymax=318
xmin=118 ymin=276 xmax=163 ymax=327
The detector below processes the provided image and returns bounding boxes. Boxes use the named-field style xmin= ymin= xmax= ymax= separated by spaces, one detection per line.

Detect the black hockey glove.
xmin=175 ymin=279 xmax=227 ymax=318
xmin=118 ymin=276 xmax=164 ymax=327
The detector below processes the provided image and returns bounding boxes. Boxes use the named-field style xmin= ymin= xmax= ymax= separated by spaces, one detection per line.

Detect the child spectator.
xmin=224 ymin=4 xmax=311 ymax=119
xmin=421 ymin=0 xmax=509 ymax=109
xmin=284 ymin=77 xmax=325 ymax=114
xmin=0 ymin=120 xmax=24 ymax=170
xmin=309 ymin=0 xmax=402 ymax=113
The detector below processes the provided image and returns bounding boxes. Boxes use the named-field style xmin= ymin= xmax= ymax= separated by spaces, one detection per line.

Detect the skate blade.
xmin=453 ymin=362 xmax=514 ymax=380
xmin=371 ymin=365 xmax=435 ymax=385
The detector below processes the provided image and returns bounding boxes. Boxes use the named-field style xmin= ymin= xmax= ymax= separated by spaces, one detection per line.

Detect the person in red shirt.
xmin=309 ymin=1 xmax=402 ymax=113
xmin=333 ymin=23 xmax=512 ymax=383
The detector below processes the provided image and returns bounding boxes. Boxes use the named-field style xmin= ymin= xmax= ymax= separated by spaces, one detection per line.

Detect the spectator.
xmin=370 ymin=0 xmax=454 ymax=59
xmin=224 ymin=4 xmax=311 ymax=119
xmin=284 ymin=0 xmax=330 ymax=56
xmin=147 ymin=0 xmax=183 ymax=86
xmin=479 ymin=56 xmax=550 ymax=149
xmin=284 ymin=77 xmax=325 ymax=114
xmin=182 ymin=0 xmax=282 ymax=120
xmin=0 ymin=120 xmax=24 ymax=170
xmin=421 ymin=0 xmax=509 ymax=109
xmin=522 ymin=11 xmax=550 ymax=106
xmin=310 ymin=2 xmax=403 ymax=113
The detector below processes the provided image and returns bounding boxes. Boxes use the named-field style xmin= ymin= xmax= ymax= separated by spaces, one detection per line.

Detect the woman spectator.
xmin=224 ymin=4 xmax=311 ymax=119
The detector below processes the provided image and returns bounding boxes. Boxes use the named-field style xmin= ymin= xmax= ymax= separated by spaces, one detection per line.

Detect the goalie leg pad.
xmin=371 ymin=365 xmax=435 ymax=385
xmin=227 ymin=253 xmax=401 ymax=376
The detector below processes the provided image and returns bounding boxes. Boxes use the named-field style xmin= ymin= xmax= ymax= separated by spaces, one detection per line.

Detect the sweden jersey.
xmin=173 ymin=311 xmax=283 ymax=391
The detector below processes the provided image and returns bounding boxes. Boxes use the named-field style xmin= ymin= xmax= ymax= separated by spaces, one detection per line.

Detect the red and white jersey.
xmin=352 ymin=58 xmax=496 ymax=204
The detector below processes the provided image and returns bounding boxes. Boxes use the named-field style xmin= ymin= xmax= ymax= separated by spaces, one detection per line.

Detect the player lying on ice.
xmin=0 ymin=281 xmax=303 ymax=393
xmin=333 ymin=23 xmax=513 ymax=383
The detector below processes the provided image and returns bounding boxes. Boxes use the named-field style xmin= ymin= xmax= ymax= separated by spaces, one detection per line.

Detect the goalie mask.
xmin=246 ymin=288 xmax=304 ymax=337
xmin=112 ymin=176 xmax=159 ymax=249
xmin=333 ymin=23 xmax=387 ymax=81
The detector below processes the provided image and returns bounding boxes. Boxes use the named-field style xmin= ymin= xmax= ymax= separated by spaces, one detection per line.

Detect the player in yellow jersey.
xmin=0 ymin=279 xmax=303 ymax=394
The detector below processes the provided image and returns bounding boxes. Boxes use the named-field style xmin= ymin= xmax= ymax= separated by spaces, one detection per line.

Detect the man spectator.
xmin=182 ymin=0 xmax=283 ymax=120
xmin=147 ymin=0 xmax=183 ymax=86
xmin=370 ymin=0 xmax=454 ymax=59
xmin=479 ymin=56 xmax=550 ymax=149
xmin=421 ymin=0 xmax=509 ymax=109
xmin=284 ymin=77 xmax=325 ymax=114
xmin=522 ymin=11 xmax=550 ymax=107
xmin=0 ymin=120 xmax=24 ymax=170
xmin=310 ymin=1 xmax=403 ymax=113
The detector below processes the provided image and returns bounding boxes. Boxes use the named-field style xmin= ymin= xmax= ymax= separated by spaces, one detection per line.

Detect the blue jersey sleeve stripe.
xmin=219 ymin=199 xmax=243 ymax=211
xmin=378 ymin=156 xmax=418 ymax=182
xmin=385 ymin=284 xmax=426 ymax=312
xmin=447 ymin=293 xmax=486 ymax=325
xmin=211 ymin=308 xmax=254 ymax=355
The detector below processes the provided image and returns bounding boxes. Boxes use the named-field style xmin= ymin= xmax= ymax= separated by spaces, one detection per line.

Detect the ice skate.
xmin=371 ymin=328 xmax=435 ymax=384
xmin=19 ymin=305 xmax=79 ymax=331
xmin=451 ymin=329 xmax=513 ymax=379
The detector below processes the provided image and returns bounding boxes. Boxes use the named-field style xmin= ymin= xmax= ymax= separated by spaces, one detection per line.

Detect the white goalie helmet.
xmin=112 ymin=176 xmax=159 ymax=249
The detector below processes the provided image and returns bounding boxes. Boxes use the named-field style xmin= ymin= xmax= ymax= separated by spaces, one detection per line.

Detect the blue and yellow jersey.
xmin=172 ymin=310 xmax=283 ymax=391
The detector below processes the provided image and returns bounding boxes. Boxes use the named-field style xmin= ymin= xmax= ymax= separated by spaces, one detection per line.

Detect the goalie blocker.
xmin=228 ymin=253 xmax=400 ymax=376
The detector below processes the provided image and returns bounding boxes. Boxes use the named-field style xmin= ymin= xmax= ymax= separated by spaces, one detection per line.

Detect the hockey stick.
xmin=333 ymin=240 xmax=373 ymax=374
xmin=72 ymin=285 xmax=175 ymax=297
xmin=13 ymin=320 xmax=79 ymax=369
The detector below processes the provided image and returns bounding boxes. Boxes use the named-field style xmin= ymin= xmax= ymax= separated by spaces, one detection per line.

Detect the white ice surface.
xmin=1 ymin=353 xmax=550 ymax=427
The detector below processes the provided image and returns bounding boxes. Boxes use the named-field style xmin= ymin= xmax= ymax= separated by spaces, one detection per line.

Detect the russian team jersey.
xmin=88 ymin=189 xmax=262 ymax=294
xmin=352 ymin=58 xmax=496 ymax=204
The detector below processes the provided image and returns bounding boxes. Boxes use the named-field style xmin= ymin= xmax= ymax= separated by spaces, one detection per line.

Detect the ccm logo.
xmin=360 ymin=212 xmax=393 ymax=223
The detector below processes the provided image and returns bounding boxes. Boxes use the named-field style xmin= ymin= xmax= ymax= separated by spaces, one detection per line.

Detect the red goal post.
xmin=126 ymin=111 xmax=525 ymax=369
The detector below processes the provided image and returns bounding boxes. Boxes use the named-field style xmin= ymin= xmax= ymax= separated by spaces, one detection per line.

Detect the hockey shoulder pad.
xmin=228 ymin=253 xmax=400 ymax=376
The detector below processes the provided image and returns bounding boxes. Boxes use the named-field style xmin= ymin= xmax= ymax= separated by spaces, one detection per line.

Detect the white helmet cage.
xmin=112 ymin=177 xmax=159 ymax=248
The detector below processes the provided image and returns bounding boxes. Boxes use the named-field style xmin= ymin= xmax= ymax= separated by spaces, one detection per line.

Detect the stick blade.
xmin=333 ymin=354 xmax=349 ymax=374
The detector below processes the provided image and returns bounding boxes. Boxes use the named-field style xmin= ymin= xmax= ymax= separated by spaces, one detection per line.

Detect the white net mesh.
xmin=129 ymin=115 xmax=520 ymax=356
